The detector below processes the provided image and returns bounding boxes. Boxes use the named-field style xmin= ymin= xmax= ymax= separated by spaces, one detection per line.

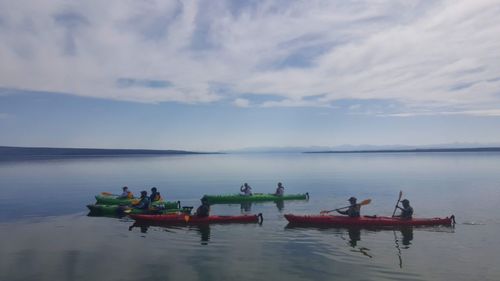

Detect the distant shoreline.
xmin=304 ymin=147 xmax=500 ymax=154
xmin=0 ymin=146 xmax=219 ymax=160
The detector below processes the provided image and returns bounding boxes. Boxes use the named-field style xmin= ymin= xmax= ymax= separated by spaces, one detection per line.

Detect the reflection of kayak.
xmin=202 ymin=193 xmax=309 ymax=204
xmin=86 ymin=204 xmax=181 ymax=215
xmin=129 ymin=213 xmax=264 ymax=224
xmin=95 ymin=194 xmax=180 ymax=209
xmin=284 ymin=214 xmax=455 ymax=226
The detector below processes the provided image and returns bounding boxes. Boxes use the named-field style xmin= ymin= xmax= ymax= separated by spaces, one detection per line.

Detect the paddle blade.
xmin=184 ymin=215 xmax=190 ymax=222
xmin=360 ymin=199 xmax=372 ymax=206
xmin=123 ymin=209 xmax=132 ymax=214
xmin=398 ymin=190 xmax=403 ymax=200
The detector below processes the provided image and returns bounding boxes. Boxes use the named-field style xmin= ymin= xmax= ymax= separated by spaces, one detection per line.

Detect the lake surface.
xmin=0 ymin=153 xmax=499 ymax=281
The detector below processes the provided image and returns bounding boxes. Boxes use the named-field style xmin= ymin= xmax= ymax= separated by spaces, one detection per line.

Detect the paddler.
xmin=396 ymin=199 xmax=413 ymax=219
xmin=274 ymin=182 xmax=285 ymax=196
xmin=195 ymin=197 xmax=210 ymax=218
xmin=337 ymin=197 xmax=361 ymax=217
xmin=149 ymin=187 xmax=162 ymax=202
xmin=240 ymin=183 xmax=252 ymax=196
xmin=133 ymin=191 xmax=151 ymax=210
xmin=117 ymin=186 xmax=134 ymax=199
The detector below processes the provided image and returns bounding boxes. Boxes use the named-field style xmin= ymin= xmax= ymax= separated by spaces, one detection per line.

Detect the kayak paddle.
xmin=320 ymin=199 xmax=372 ymax=215
xmin=391 ymin=190 xmax=403 ymax=217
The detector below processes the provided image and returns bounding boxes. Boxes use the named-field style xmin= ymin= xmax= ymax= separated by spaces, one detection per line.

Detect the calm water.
xmin=0 ymin=153 xmax=499 ymax=281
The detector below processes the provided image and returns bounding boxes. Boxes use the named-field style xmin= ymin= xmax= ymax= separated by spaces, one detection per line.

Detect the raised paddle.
xmin=320 ymin=199 xmax=372 ymax=215
xmin=391 ymin=190 xmax=403 ymax=217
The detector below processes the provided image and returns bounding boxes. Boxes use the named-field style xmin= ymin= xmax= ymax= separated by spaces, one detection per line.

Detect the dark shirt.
xmin=275 ymin=186 xmax=284 ymax=196
xmin=150 ymin=192 xmax=161 ymax=202
xmin=196 ymin=204 xmax=210 ymax=218
xmin=337 ymin=204 xmax=361 ymax=217
xmin=399 ymin=206 xmax=414 ymax=219
xmin=134 ymin=197 xmax=150 ymax=210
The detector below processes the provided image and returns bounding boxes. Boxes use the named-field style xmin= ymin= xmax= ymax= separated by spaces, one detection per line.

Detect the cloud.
xmin=233 ymin=98 xmax=250 ymax=107
xmin=0 ymin=0 xmax=499 ymax=115
xmin=116 ymin=78 xmax=172 ymax=89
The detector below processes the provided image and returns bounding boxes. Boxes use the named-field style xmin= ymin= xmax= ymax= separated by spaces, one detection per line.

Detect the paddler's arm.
xmin=337 ymin=209 xmax=348 ymax=215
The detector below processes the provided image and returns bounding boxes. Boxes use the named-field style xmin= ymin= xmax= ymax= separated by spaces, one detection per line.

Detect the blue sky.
xmin=1 ymin=0 xmax=500 ymax=151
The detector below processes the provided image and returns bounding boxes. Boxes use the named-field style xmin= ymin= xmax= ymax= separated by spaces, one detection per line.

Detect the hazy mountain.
xmin=226 ymin=142 xmax=500 ymax=153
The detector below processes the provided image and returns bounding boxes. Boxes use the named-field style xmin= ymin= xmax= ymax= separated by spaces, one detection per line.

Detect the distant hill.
xmin=305 ymin=147 xmax=500 ymax=154
xmin=227 ymin=143 xmax=500 ymax=153
xmin=0 ymin=146 xmax=214 ymax=159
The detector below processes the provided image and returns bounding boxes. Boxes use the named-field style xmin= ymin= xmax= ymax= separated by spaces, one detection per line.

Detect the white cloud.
xmin=0 ymin=0 xmax=499 ymax=115
xmin=233 ymin=98 xmax=250 ymax=107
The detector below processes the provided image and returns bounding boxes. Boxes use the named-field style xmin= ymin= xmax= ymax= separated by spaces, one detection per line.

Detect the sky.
xmin=1 ymin=0 xmax=500 ymax=151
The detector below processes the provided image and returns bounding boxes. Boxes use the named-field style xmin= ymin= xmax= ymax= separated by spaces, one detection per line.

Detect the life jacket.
xmin=126 ymin=191 xmax=134 ymax=199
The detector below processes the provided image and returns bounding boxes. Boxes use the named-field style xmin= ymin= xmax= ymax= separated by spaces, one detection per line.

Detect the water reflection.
xmin=275 ymin=200 xmax=284 ymax=212
xmin=400 ymin=227 xmax=414 ymax=247
xmin=285 ymin=225 xmax=446 ymax=268
xmin=240 ymin=202 xmax=252 ymax=213
xmin=128 ymin=222 xmax=211 ymax=245
xmin=240 ymin=201 xmax=285 ymax=213
xmin=393 ymin=227 xmax=414 ymax=268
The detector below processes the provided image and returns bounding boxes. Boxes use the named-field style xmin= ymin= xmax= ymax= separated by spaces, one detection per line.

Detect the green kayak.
xmin=202 ymin=192 xmax=309 ymax=204
xmin=95 ymin=194 xmax=180 ymax=209
xmin=86 ymin=204 xmax=182 ymax=216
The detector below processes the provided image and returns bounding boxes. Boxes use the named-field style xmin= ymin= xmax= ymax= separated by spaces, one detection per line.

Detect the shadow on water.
xmin=87 ymin=211 xmax=125 ymax=219
xmin=128 ymin=221 xmax=211 ymax=245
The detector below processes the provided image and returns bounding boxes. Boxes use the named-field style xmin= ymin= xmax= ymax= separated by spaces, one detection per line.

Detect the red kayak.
xmin=284 ymin=214 xmax=455 ymax=227
xmin=129 ymin=213 xmax=263 ymax=224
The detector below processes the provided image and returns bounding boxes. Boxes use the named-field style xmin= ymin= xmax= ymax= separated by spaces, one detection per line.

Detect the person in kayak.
xmin=195 ymin=197 xmax=210 ymax=218
xmin=149 ymin=187 xmax=162 ymax=202
xmin=274 ymin=182 xmax=285 ymax=196
xmin=337 ymin=197 xmax=361 ymax=217
xmin=396 ymin=199 xmax=413 ymax=219
xmin=133 ymin=191 xmax=151 ymax=210
xmin=118 ymin=186 xmax=134 ymax=199
xmin=240 ymin=183 xmax=252 ymax=196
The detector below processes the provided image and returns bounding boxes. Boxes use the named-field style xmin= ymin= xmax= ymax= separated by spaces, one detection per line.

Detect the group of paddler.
xmin=89 ymin=184 xmax=455 ymax=228
xmin=93 ymin=181 xmax=289 ymax=218
xmin=109 ymin=184 xmax=415 ymax=219
xmin=109 ymin=186 xmax=210 ymax=217
xmin=118 ymin=186 xmax=163 ymax=210
xmin=91 ymin=181 xmax=448 ymax=229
